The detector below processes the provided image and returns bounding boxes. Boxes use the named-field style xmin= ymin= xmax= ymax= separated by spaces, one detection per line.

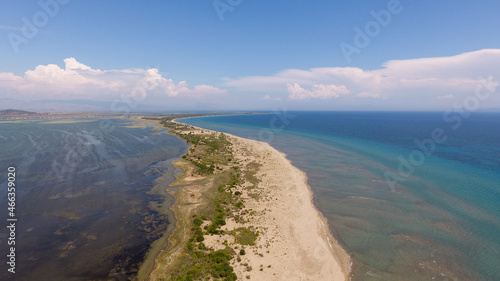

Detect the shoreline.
xmin=152 ymin=118 xmax=351 ymax=280
xmin=220 ymin=127 xmax=351 ymax=280
xmin=290 ymin=156 xmax=353 ymax=278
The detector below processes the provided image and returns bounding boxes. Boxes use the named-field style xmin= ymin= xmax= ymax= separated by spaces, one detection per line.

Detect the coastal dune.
xmin=224 ymin=134 xmax=351 ymax=280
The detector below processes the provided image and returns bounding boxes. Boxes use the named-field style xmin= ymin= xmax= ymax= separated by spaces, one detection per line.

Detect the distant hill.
xmin=0 ymin=109 xmax=38 ymax=116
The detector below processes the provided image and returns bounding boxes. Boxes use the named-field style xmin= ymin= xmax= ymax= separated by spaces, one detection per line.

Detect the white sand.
xmin=221 ymin=134 xmax=351 ymax=280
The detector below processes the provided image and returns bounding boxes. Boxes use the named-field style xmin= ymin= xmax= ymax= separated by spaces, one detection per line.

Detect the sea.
xmin=181 ymin=111 xmax=500 ymax=281
xmin=0 ymin=118 xmax=187 ymax=280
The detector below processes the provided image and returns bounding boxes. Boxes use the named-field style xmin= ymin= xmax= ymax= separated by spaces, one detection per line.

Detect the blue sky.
xmin=1 ymin=0 xmax=499 ymax=111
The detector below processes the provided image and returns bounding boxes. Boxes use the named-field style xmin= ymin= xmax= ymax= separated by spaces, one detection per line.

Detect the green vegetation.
xmin=174 ymin=248 xmax=237 ymax=281
xmin=193 ymin=217 xmax=203 ymax=227
xmin=165 ymin=120 xmax=232 ymax=176
xmin=234 ymin=227 xmax=258 ymax=246
xmin=158 ymin=119 xmax=261 ymax=281
xmin=243 ymin=162 xmax=261 ymax=191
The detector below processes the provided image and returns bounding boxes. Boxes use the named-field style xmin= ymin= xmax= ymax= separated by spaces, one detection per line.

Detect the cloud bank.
xmin=1 ymin=49 xmax=499 ymax=110
xmin=225 ymin=49 xmax=500 ymax=109
xmin=287 ymin=83 xmax=350 ymax=100
xmin=0 ymin=58 xmax=226 ymax=102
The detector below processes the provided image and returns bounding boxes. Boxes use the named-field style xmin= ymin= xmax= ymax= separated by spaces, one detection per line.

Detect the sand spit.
xmin=223 ymin=133 xmax=350 ymax=280
xmin=149 ymin=121 xmax=350 ymax=280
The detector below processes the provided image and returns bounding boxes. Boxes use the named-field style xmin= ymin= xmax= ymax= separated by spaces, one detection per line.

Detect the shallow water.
xmin=0 ymin=119 xmax=187 ymax=280
xmin=182 ymin=112 xmax=500 ymax=281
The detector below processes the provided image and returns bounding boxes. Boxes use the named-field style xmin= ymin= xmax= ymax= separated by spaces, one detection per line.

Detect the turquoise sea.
xmin=181 ymin=111 xmax=500 ymax=281
xmin=0 ymin=119 xmax=187 ymax=280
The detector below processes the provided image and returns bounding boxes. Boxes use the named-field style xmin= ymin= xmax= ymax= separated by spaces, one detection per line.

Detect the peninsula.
xmin=146 ymin=118 xmax=351 ymax=280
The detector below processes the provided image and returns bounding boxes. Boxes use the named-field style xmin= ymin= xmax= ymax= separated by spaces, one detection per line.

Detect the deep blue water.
xmin=181 ymin=111 xmax=500 ymax=281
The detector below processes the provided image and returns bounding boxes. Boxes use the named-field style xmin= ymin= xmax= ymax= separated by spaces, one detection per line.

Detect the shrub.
xmin=193 ymin=217 xmax=203 ymax=226
xmin=235 ymin=228 xmax=258 ymax=246
xmin=208 ymin=250 xmax=231 ymax=263
xmin=198 ymin=243 xmax=207 ymax=250
xmin=196 ymin=234 xmax=204 ymax=242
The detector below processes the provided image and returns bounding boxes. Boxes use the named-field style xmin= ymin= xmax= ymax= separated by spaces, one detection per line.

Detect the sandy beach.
xmin=222 ymin=132 xmax=350 ymax=280
xmin=150 ymin=121 xmax=351 ymax=280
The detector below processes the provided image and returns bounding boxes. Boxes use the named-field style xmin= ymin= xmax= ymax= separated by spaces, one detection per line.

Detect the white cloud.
xmin=436 ymin=94 xmax=454 ymax=99
xmin=178 ymin=84 xmax=227 ymax=98
xmin=64 ymin=57 xmax=93 ymax=71
xmin=261 ymin=94 xmax=282 ymax=101
xmin=224 ymin=49 xmax=500 ymax=108
xmin=356 ymin=91 xmax=382 ymax=99
xmin=287 ymin=83 xmax=350 ymax=100
xmin=2 ymin=50 xmax=500 ymax=111
xmin=0 ymin=58 xmax=226 ymax=102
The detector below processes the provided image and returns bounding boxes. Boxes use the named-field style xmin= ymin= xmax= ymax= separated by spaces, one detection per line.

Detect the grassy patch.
xmin=173 ymin=247 xmax=237 ymax=281
xmin=234 ymin=227 xmax=258 ymax=246
xmin=244 ymin=162 xmax=261 ymax=186
xmin=248 ymin=192 xmax=261 ymax=201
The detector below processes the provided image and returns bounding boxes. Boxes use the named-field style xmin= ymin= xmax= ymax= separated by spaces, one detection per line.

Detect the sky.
xmin=0 ymin=0 xmax=499 ymax=111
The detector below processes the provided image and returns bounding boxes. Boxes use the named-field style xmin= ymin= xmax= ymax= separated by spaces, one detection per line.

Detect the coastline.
xmin=221 ymin=126 xmax=351 ymax=280
xmin=146 ymin=118 xmax=351 ymax=280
